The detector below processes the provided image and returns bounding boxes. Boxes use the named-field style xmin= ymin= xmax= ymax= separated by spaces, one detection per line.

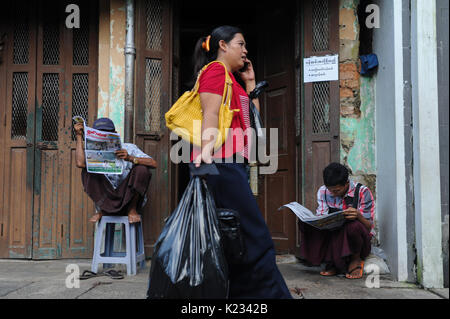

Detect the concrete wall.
xmin=338 ymin=0 xmax=445 ymax=287
xmin=400 ymin=0 xmax=416 ymax=285
xmin=411 ymin=0 xmax=444 ymax=288
xmin=436 ymin=0 xmax=449 ymax=288
xmin=97 ymin=0 xmax=126 ymax=137
xmin=372 ymin=0 xmax=410 ymax=282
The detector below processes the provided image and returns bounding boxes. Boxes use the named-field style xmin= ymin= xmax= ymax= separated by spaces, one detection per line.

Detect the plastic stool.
xmin=91 ymin=215 xmax=145 ymax=276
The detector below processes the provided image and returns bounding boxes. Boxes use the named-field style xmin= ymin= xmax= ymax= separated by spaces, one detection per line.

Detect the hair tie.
xmin=202 ymin=35 xmax=211 ymax=52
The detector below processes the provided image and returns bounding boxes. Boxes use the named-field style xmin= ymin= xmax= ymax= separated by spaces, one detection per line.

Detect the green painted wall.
xmin=341 ymin=76 xmax=376 ymax=192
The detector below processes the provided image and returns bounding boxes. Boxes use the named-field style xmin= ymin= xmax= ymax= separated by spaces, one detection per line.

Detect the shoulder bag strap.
xmin=353 ymin=183 xmax=362 ymax=209
xmin=193 ymin=61 xmax=233 ymax=107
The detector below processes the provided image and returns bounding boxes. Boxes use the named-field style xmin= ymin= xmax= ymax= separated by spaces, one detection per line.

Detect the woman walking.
xmin=192 ymin=25 xmax=292 ymax=299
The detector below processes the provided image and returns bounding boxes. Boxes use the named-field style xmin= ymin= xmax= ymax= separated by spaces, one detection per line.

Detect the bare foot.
xmin=89 ymin=212 xmax=102 ymax=223
xmin=128 ymin=210 xmax=141 ymax=224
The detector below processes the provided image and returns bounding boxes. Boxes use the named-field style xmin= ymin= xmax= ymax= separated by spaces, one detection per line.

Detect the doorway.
xmin=176 ymin=0 xmax=299 ymax=254
xmin=0 ymin=0 xmax=98 ymax=259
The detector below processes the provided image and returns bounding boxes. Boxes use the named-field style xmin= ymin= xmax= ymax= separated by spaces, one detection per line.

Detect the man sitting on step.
xmin=74 ymin=118 xmax=157 ymax=224
xmin=298 ymin=162 xmax=375 ymax=279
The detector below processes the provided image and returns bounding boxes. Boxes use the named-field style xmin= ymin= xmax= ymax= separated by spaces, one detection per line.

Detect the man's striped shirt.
xmin=316 ymin=181 xmax=376 ymax=236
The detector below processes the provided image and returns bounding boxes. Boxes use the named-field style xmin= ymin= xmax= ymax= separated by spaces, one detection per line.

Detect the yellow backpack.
xmin=165 ymin=61 xmax=239 ymax=150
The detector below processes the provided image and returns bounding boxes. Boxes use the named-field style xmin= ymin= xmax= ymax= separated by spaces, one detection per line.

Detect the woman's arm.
xmin=194 ymin=92 xmax=222 ymax=167
xmin=239 ymin=59 xmax=261 ymax=112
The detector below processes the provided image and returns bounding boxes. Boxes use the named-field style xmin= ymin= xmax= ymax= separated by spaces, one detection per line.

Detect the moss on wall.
xmin=339 ymin=0 xmax=376 ymax=195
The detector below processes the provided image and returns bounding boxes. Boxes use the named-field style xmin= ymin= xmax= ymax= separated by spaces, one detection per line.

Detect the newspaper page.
xmin=73 ymin=116 xmax=123 ymax=175
xmin=279 ymin=202 xmax=346 ymax=230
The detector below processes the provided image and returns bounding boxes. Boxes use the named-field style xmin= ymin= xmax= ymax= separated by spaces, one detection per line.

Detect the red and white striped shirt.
xmin=316 ymin=181 xmax=376 ymax=236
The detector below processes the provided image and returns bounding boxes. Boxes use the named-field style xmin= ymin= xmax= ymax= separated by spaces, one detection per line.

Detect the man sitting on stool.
xmin=74 ymin=118 xmax=157 ymax=224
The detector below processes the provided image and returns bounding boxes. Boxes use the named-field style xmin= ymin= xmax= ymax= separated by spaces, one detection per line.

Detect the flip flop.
xmin=320 ymin=269 xmax=337 ymax=276
xmin=102 ymin=269 xmax=124 ymax=279
xmin=345 ymin=261 xmax=365 ymax=279
xmin=320 ymin=264 xmax=337 ymax=276
xmin=79 ymin=270 xmax=100 ymax=280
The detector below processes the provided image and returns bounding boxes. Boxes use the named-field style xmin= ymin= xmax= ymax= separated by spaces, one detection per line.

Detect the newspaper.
xmin=73 ymin=116 xmax=123 ymax=175
xmin=279 ymin=202 xmax=346 ymax=230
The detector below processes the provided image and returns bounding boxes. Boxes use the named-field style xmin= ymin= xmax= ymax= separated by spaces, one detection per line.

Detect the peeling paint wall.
xmin=339 ymin=0 xmax=377 ymax=197
xmin=97 ymin=0 xmax=126 ymax=137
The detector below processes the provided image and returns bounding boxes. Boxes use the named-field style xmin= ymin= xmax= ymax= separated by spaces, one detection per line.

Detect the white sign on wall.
xmin=304 ymin=55 xmax=339 ymax=83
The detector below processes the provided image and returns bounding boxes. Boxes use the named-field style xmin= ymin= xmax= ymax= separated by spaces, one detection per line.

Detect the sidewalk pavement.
xmin=0 ymin=256 xmax=448 ymax=299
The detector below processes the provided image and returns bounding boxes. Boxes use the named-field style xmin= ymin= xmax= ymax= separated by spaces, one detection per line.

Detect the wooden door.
xmin=0 ymin=1 xmax=37 ymax=258
xmin=303 ymin=0 xmax=340 ymax=213
xmin=0 ymin=0 xmax=98 ymax=259
xmin=135 ymin=0 xmax=174 ymax=256
xmin=256 ymin=4 xmax=297 ymax=254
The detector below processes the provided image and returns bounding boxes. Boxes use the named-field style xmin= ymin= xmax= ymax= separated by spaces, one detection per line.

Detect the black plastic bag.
xmin=147 ymin=175 xmax=228 ymax=299
xmin=217 ymin=208 xmax=247 ymax=264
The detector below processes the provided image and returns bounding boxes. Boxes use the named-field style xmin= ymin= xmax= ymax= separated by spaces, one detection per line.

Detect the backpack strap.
xmin=353 ymin=183 xmax=362 ymax=209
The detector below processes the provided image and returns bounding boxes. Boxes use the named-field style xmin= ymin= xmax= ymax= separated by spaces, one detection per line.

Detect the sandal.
xmin=79 ymin=270 xmax=100 ymax=280
xmin=102 ymin=269 xmax=124 ymax=280
xmin=345 ymin=261 xmax=365 ymax=279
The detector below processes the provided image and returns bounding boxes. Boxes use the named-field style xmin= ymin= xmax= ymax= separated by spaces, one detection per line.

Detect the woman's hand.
xmin=239 ymin=58 xmax=256 ymax=93
xmin=193 ymin=151 xmax=213 ymax=168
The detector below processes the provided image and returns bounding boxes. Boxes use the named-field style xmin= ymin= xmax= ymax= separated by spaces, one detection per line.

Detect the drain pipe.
xmin=124 ymin=0 xmax=136 ymax=143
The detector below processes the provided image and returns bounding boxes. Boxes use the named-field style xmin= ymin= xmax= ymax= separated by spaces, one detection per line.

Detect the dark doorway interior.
xmin=177 ymin=0 xmax=261 ymax=198
xmin=176 ymin=0 xmax=299 ymax=254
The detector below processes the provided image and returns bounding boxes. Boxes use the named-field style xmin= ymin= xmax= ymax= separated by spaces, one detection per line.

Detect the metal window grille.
xmin=172 ymin=66 xmax=179 ymax=103
xmin=12 ymin=7 xmax=30 ymax=65
xmin=144 ymin=58 xmax=162 ymax=132
xmin=312 ymin=0 xmax=329 ymax=52
xmin=11 ymin=73 xmax=28 ymax=140
xmin=145 ymin=0 xmax=163 ymax=50
xmin=312 ymin=82 xmax=330 ymax=134
xmin=43 ymin=13 xmax=60 ymax=65
xmin=73 ymin=5 xmax=89 ymax=66
xmin=41 ymin=73 xmax=60 ymax=141
xmin=71 ymin=74 xmax=89 ymax=140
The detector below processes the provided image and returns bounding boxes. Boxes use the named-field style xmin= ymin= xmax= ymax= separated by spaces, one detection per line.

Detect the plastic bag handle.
xmin=189 ymin=163 xmax=220 ymax=177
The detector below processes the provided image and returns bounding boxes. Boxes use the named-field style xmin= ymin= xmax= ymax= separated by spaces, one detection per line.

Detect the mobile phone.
xmin=239 ymin=62 xmax=249 ymax=73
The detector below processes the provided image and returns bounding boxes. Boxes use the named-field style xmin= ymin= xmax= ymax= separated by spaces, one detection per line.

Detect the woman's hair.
xmin=192 ymin=25 xmax=243 ymax=77
xmin=323 ymin=163 xmax=350 ymax=187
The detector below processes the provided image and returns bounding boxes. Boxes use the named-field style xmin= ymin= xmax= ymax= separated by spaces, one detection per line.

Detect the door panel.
xmin=33 ymin=0 xmax=97 ymax=259
xmin=135 ymin=0 xmax=174 ymax=256
xmin=63 ymin=0 xmax=99 ymax=258
xmin=257 ymin=5 xmax=297 ymax=254
xmin=303 ymin=0 xmax=340 ymax=212
xmin=0 ymin=0 xmax=97 ymax=259
xmin=0 ymin=1 xmax=37 ymax=258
